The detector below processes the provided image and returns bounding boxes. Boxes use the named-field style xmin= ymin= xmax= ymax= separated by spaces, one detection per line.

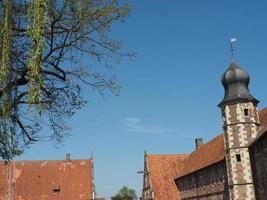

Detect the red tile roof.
xmin=250 ymin=107 xmax=267 ymax=145
xmin=259 ymin=107 xmax=267 ymax=133
xmin=178 ymin=134 xmax=224 ymax=178
xmin=146 ymin=154 xmax=189 ymax=200
xmin=0 ymin=159 xmax=94 ymax=200
xmin=177 ymin=107 xmax=267 ymax=178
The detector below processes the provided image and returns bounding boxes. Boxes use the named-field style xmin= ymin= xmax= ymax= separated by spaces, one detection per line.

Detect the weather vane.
xmin=230 ymin=38 xmax=237 ymax=62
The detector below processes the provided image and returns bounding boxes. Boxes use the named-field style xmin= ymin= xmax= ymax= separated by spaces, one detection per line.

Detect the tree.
xmin=112 ymin=186 xmax=137 ymax=200
xmin=0 ymin=0 xmax=133 ymax=160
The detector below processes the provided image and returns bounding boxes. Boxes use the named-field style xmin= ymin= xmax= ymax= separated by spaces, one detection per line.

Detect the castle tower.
xmin=218 ymin=62 xmax=260 ymax=200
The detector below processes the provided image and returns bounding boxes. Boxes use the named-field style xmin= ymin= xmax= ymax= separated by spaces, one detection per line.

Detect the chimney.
xmin=66 ymin=153 xmax=71 ymax=163
xmin=195 ymin=138 xmax=203 ymax=150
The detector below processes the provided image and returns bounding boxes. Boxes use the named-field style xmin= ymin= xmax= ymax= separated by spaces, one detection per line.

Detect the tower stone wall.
xmin=222 ymin=102 xmax=260 ymax=200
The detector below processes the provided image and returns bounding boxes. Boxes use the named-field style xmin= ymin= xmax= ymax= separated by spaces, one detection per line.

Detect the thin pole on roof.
xmin=230 ymin=38 xmax=237 ymax=62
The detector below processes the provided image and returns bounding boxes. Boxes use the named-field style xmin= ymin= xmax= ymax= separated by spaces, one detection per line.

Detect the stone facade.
xmin=176 ymin=161 xmax=229 ymax=200
xmin=250 ymin=134 xmax=267 ymax=200
xmin=222 ymin=102 xmax=260 ymax=200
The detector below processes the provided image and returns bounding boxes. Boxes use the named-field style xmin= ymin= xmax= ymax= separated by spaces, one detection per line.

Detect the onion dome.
xmin=218 ymin=62 xmax=259 ymax=108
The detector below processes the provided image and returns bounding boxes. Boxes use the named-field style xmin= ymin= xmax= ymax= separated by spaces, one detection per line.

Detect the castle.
xmin=141 ymin=61 xmax=267 ymax=200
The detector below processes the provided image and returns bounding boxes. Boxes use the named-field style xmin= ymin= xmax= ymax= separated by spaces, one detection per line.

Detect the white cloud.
xmin=123 ymin=117 xmax=173 ymax=133
xmin=125 ymin=117 xmax=140 ymax=124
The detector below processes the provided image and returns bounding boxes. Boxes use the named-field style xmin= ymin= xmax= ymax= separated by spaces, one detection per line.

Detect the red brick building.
xmin=141 ymin=62 xmax=267 ymax=200
xmin=0 ymin=154 xmax=96 ymax=200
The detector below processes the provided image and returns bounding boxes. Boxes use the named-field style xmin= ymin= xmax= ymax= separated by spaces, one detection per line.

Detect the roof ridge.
xmin=147 ymin=153 xmax=189 ymax=156
xmin=0 ymin=158 xmax=92 ymax=163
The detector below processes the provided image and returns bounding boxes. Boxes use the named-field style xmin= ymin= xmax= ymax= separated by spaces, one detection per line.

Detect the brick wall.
xmin=250 ymin=134 xmax=267 ymax=200
xmin=175 ymin=161 xmax=229 ymax=200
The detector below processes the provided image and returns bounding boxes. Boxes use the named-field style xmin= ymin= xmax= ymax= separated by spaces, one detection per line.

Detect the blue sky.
xmin=20 ymin=1 xmax=267 ymax=199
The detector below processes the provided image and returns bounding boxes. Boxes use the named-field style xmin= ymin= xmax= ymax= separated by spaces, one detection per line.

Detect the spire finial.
xmin=144 ymin=148 xmax=148 ymax=157
xmin=230 ymin=38 xmax=237 ymax=62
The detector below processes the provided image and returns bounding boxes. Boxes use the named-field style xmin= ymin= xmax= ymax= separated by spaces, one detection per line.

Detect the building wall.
xmin=175 ymin=161 xmax=229 ymax=200
xmin=250 ymin=134 xmax=267 ymax=200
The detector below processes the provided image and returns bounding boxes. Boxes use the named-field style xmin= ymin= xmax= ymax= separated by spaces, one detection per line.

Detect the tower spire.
xmin=230 ymin=38 xmax=237 ymax=62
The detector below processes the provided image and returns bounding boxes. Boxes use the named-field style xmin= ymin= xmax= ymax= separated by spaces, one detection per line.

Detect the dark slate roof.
xmin=218 ymin=62 xmax=259 ymax=107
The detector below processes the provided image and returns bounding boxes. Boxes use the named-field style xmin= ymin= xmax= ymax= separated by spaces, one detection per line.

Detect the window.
xmin=236 ymin=154 xmax=241 ymax=162
xmin=244 ymin=108 xmax=249 ymax=116
xmin=222 ymin=111 xmax=226 ymax=122
xmin=53 ymin=185 xmax=60 ymax=193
